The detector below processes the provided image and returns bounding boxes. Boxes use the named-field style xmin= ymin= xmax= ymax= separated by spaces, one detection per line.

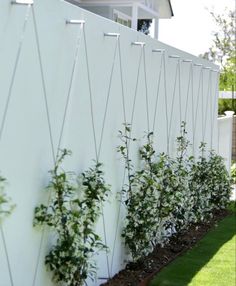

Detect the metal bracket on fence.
xmin=132 ymin=41 xmax=146 ymax=47
xmin=66 ymin=19 xmax=85 ymax=25
xmin=169 ymin=55 xmax=180 ymax=59
xmin=11 ymin=0 xmax=33 ymax=5
xmin=182 ymin=59 xmax=192 ymax=63
xmin=203 ymin=66 xmax=211 ymax=70
xmin=193 ymin=63 xmax=203 ymax=67
xmin=104 ymin=32 xmax=120 ymax=38
xmin=152 ymin=49 xmax=165 ymax=53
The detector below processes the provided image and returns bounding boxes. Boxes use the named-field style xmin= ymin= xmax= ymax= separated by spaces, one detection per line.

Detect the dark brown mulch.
xmin=101 ymin=209 xmax=229 ymax=286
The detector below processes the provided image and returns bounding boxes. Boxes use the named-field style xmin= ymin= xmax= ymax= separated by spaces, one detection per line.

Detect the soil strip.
xmin=101 ymin=210 xmax=229 ymax=286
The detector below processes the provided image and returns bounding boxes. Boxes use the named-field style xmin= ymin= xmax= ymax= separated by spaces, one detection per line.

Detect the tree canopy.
xmin=138 ymin=19 xmax=152 ymax=35
xmin=200 ymin=8 xmax=235 ymax=91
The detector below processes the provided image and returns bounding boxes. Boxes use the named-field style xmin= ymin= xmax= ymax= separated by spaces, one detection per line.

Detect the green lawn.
xmin=150 ymin=214 xmax=236 ymax=286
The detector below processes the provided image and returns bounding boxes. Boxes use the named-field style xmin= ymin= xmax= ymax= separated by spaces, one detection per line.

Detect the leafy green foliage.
xmin=227 ymin=200 xmax=236 ymax=213
xmin=172 ymin=122 xmax=193 ymax=231
xmin=118 ymin=122 xmax=232 ymax=262
xmin=218 ymin=99 xmax=236 ymax=115
xmin=206 ymin=8 xmax=235 ymax=67
xmin=138 ymin=19 xmax=152 ymax=35
xmin=200 ymin=8 xmax=235 ymax=91
xmin=34 ymin=149 xmax=110 ymax=286
xmin=219 ymin=55 xmax=236 ymax=91
xmin=151 ymin=153 xmax=176 ymax=241
xmin=208 ymin=150 xmax=232 ymax=209
xmin=231 ymin=163 xmax=236 ymax=181
xmin=0 ymin=175 xmax=14 ymax=222
xmin=118 ymin=126 xmax=159 ymax=260
xmin=189 ymin=144 xmax=232 ymax=221
xmin=189 ymin=143 xmax=215 ymax=222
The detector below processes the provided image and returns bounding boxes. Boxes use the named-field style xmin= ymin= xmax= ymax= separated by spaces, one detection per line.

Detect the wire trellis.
xmin=211 ymin=71 xmax=220 ymax=149
xmin=31 ymin=8 xmax=86 ymax=286
xmin=167 ymin=56 xmax=180 ymax=155
xmin=203 ymin=69 xmax=212 ymax=143
xmin=193 ymin=65 xmax=203 ymax=151
xmin=151 ymin=49 xmax=169 ymax=154
xmin=110 ymin=39 xmax=151 ymax=275
xmin=110 ymin=34 xmax=128 ymax=275
xmin=152 ymin=50 xmax=165 ymax=133
xmin=0 ymin=2 xmax=220 ymax=285
xmin=0 ymin=3 xmax=32 ymax=286
xmin=82 ymin=24 xmax=122 ymax=280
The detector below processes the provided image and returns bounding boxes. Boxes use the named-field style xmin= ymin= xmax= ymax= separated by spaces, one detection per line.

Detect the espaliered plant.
xmin=152 ymin=123 xmax=195 ymax=239
xmin=189 ymin=143 xmax=232 ymax=222
xmin=118 ymin=122 xmax=232 ymax=263
xmin=172 ymin=122 xmax=195 ymax=231
xmin=189 ymin=143 xmax=213 ymax=222
xmin=151 ymin=153 xmax=178 ymax=243
xmin=34 ymin=149 xmax=110 ymax=286
xmin=0 ymin=175 xmax=14 ymax=222
xmin=208 ymin=150 xmax=232 ymax=210
xmin=118 ymin=125 xmax=160 ymax=260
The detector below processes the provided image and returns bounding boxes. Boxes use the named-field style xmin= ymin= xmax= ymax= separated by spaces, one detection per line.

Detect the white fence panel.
xmin=0 ymin=0 xmax=219 ymax=285
xmin=218 ymin=111 xmax=234 ymax=172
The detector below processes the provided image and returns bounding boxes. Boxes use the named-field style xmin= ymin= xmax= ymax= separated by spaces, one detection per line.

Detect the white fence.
xmin=218 ymin=111 xmax=235 ymax=172
xmin=0 ymin=0 xmax=219 ymax=285
xmin=219 ymin=91 xmax=235 ymax=99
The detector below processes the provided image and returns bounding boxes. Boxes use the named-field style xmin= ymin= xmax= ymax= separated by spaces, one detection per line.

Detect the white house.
xmin=66 ymin=0 xmax=173 ymax=38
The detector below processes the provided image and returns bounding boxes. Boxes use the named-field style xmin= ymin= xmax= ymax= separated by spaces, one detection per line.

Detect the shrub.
xmin=208 ymin=151 xmax=232 ymax=210
xmin=34 ymin=149 xmax=110 ymax=286
xmin=189 ymin=143 xmax=213 ymax=222
xmin=218 ymin=98 xmax=236 ymax=115
xmin=119 ymin=122 xmax=232 ymax=262
xmin=189 ymin=144 xmax=232 ymax=220
xmin=171 ymin=122 xmax=194 ymax=231
xmin=0 ymin=176 xmax=14 ymax=222
xmin=151 ymin=122 xmax=192 ymax=240
xmin=151 ymin=153 xmax=177 ymax=243
xmin=231 ymin=163 xmax=236 ymax=181
xmin=118 ymin=126 xmax=159 ymax=260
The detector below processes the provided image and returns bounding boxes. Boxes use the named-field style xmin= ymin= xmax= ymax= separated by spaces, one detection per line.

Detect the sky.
xmin=156 ymin=0 xmax=235 ymax=57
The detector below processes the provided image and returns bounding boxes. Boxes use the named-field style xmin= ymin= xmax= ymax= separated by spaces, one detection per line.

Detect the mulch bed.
xmin=101 ymin=209 xmax=230 ymax=286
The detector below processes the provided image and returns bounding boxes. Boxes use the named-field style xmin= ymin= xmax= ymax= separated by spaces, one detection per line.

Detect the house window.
xmin=113 ymin=9 xmax=132 ymax=28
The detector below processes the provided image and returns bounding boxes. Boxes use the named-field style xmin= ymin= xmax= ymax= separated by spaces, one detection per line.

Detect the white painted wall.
xmin=73 ymin=5 xmax=112 ymax=20
xmin=218 ymin=111 xmax=235 ymax=172
xmin=0 ymin=0 xmax=218 ymax=285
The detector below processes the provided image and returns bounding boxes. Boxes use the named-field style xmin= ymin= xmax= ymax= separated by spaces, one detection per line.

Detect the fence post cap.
xmin=224 ymin=111 xmax=235 ymax=117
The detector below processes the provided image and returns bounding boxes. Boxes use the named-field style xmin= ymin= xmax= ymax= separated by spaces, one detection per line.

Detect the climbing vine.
xmin=0 ymin=175 xmax=14 ymax=222
xmin=208 ymin=150 xmax=232 ymax=209
xmin=118 ymin=122 xmax=232 ymax=262
xmin=189 ymin=143 xmax=232 ymax=222
xmin=151 ymin=122 xmax=191 ymax=241
xmin=172 ymin=122 xmax=194 ymax=231
xmin=34 ymin=149 xmax=110 ymax=286
xmin=151 ymin=152 xmax=176 ymax=243
xmin=189 ymin=142 xmax=214 ymax=222
xmin=118 ymin=125 xmax=159 ymax=260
